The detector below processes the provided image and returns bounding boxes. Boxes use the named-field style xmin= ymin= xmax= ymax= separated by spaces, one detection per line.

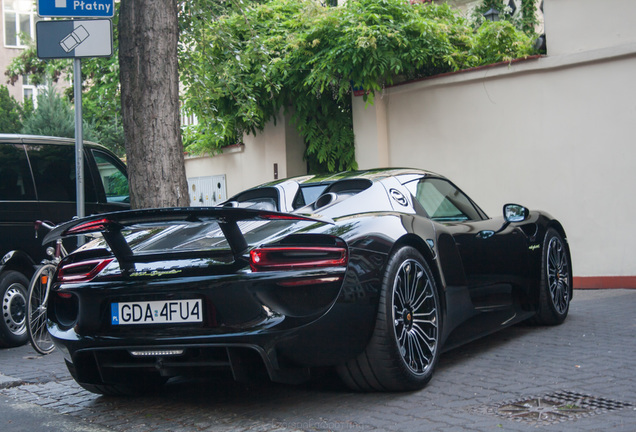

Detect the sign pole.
xmin=36 ymin=1 xmax=114 ymax=235
xmin=73 ymin=58 xmax=85 ymax=244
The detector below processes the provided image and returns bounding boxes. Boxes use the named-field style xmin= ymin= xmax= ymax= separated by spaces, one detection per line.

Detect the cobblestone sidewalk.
xmin=2 ymin=289 xmax=635 ymax=431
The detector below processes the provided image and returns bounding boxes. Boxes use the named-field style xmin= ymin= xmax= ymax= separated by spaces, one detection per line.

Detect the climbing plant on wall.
xmin=179 ymin=0 xmax=535 ymax=172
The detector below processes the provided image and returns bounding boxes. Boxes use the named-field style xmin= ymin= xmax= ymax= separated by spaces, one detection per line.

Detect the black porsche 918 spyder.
xmin=43 ymin=168 xmax=572 ymax=395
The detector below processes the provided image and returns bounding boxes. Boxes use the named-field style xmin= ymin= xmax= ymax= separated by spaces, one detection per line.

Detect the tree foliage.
xmin=471 ymin=0 xmax=539 ymax=36
xmin=0 ymin=86 xmax=26 ymax=133
xmin=20 ymin=87 xmax=104 ymax=142
xmin=180 ymin=0 xmax=535 ymax=172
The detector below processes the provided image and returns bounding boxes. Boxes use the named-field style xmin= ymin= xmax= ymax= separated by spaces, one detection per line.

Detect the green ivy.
xmin=519 ymin=0 xmax=539 ymax=36
xmin=180 ymin=0 xmax=535 ymax=172
xmin=471 ymin=0 xmax=538 ymax=37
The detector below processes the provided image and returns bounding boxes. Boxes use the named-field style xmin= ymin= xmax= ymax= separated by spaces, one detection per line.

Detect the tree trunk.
xmin=118 ymin=0 xmax=189 ymax=209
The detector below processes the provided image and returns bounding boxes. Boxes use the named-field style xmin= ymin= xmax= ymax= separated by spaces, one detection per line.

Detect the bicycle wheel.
xmin=27 ymin=264 xmax=56 ymax=355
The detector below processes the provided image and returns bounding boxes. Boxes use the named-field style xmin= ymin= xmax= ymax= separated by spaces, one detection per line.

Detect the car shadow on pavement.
xmin=85 ymin=321 xmax=539 ymax=408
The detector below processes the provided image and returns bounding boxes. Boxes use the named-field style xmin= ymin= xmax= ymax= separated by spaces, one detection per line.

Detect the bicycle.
xmin=27 ymin=220 xmax=68 ymax=355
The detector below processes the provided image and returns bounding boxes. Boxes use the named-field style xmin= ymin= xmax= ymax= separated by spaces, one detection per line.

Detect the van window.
xmin=92 ymin=150 xmax=129 ymax=203
xmin=0 ymin=144 xmax=36 ymax=201
xmin=27 ymin=145 xmax=98 ymax=203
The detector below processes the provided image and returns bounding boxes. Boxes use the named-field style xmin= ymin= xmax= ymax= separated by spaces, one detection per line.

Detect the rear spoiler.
xmin=43 ymin=207 xmax=331 ymax=263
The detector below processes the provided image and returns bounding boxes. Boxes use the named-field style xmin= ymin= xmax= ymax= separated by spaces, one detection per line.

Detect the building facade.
xmin=1 ymin=0 xmax=41 ymax=103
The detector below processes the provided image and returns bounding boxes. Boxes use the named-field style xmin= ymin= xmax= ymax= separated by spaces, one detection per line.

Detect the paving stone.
xmin=1 ymin=289 xmax=636 ymax=431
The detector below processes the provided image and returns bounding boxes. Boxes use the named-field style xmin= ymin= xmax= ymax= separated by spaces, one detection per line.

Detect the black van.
xmin=0 ymin=134 xmax=129 ymax=347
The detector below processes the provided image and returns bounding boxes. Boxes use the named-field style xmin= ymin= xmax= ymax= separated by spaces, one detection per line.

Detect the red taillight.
xmin=65 ymin=218 xmax=113 ymax=235
xmin=57 ymin=258 xmax=114 ymax=283
xmin=258 ymin=213 xmax=306 ymax=221
xmin=250 ymin=246 xmax=347 ymax=272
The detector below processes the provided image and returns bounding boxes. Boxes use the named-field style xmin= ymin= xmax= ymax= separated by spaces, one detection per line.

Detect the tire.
xmin=531 ymin=228 xmax=572 ymax=325
xmin=27 ymin=264 xmax=56 ymax=355
xmin=0 ymin=270 xmax=29 ymax=348
xmin=337 ymin=246 xmax=441 ymax=392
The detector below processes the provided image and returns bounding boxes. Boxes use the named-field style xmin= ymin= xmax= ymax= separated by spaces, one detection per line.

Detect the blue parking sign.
xmin=38 ymin=0 xmax=115 ymax=18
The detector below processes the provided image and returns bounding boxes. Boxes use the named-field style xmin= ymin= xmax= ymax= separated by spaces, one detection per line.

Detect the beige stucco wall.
xmin=184 ymin=0 xmax=635 ymax=279
xmin=185 ymin=112 xmax=306 ymax=197
xmin=353 ymin=0 xmax=636 ymax=278
xmin=545 ymin=0 xmax=636 ymax=56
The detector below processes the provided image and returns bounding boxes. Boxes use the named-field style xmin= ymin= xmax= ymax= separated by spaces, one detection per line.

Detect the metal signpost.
xmin=36 ymin=1 xmax=114 ymax=227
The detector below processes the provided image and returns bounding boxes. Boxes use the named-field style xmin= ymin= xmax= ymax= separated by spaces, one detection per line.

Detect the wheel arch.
xmin=390 ymin=234 xmax=447 ymax=319
xmin=547 ymin=220 xmax=568 ymax=244
xmin=1 ymin=250 xmax=36 ymax=282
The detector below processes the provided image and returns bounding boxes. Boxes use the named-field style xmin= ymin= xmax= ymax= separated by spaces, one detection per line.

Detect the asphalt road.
xmin=1 ymin=289 xmax=635 ymax=432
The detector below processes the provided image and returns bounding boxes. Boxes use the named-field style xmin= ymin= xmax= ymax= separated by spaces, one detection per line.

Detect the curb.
xmin=0 ymin=373 xmax=24 ymax=389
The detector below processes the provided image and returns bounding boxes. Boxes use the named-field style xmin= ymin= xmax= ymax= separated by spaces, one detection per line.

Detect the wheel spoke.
xmin=412 ymin=323 xmax=435 ymax=350
xmin=398 ymin=325 xmax=407 ymax=344
xmin=408 ymin=331 xmax=429 ymax=370
xmin=546 ymin=236 xmax=570 ymax=315
xmin=411 ymin=281 xmax=432 ymax=311
xmin=27 ymin=265 xmax=57 ymax=354
xmin=408 ymin=270 xmax=423 ymax=303
xmin=394 ymin=278 xmax=406 ymax=309
xmin=33 ymin=318 xmax=48 ymax=337
xmin=392 ymin=258 xmax=438 ymax=376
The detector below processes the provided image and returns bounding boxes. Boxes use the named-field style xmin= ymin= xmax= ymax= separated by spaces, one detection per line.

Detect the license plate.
xmin=111 ymin=299 xmax=202 ymax=325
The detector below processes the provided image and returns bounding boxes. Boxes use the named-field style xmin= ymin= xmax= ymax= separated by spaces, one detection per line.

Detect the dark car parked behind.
xmin=0 ymin=134 xmax=129 ymax=348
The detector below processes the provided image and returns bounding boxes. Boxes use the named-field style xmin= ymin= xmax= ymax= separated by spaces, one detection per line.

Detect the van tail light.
xmin=250 ymin=246 xmax=347 ymax=272
xmin=57 ymin=258 xmax=114 ymax=283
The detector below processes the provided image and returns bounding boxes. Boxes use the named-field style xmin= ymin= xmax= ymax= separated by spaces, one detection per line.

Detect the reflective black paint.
xmin=45 ymin=168 xmax=571 ymax=391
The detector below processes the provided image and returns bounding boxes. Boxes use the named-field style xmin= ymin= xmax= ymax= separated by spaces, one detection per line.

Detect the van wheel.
xmin=0 ymin=271 xmax=29 ymax=348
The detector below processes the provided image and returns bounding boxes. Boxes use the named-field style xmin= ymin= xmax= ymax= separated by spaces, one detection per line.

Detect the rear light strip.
xmin=65 ymin=218 xmax=113 ymax=235
xmin=250 ymin=246 xmax=347 ymax=272
xmin=57 ymin=258 xmax=114 ymax=283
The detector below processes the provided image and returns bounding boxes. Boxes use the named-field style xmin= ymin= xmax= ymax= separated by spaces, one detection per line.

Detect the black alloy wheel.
xmin=392 ymin=257 xmax=439 ymax=377
xmin=531 ymin=228 xmax=572 ymax=325
xmin=337 ymin=246 xmax=441 ymax=391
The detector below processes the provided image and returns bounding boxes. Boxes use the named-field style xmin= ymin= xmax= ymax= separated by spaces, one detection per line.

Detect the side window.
xmin=92 ymin=150 xmax=129 ymax=203
xmin=0 ymin=143 xmax=36 ymax=200
xmin=27 ymin=144 xmax=98 ymax=203
xmin=408 ymin=178 xmax=482 ymax=222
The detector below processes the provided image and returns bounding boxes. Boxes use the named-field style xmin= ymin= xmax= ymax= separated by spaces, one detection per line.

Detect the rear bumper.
xmin=51 ymin=295 xmax=378 ymax=386
xmin=49 ymin=259 xmax=385 ymax=385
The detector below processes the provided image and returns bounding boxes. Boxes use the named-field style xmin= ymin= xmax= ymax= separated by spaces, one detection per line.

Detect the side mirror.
xmin=504 ymin=204 xmax=529 ymax=223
